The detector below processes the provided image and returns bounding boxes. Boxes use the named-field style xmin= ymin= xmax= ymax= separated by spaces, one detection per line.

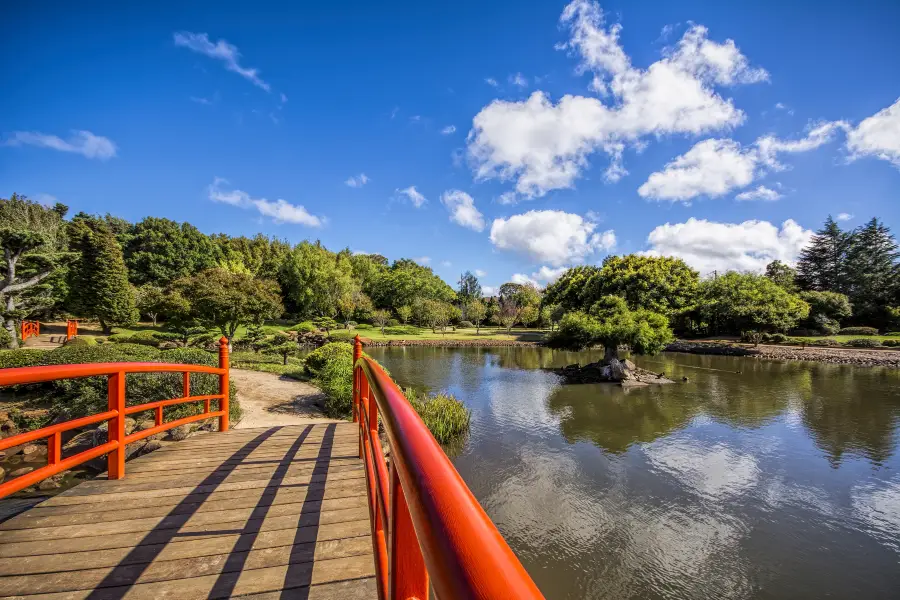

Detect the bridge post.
xmin=107 ymin=371 xmax=126 ymax=479
xmin=352 ymin=336 xmax=362 ymax=424
xmin=218 ymin=337 xmax=230 ymax=432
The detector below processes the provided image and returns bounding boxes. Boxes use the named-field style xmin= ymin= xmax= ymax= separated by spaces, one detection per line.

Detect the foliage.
xmin=797 ymin=216 xmax=850 ymax=293
xmin=69 ymin=220 xmax=139 ymax=333
xmin=813 ymin=313 xmax=841 ymax=335
xmin=278 ymin=242 xmax=356 ymax=318
xmin=457 ymin=320 xmax=473 ymax=329
xmin=548 ymin=296 xmax=673 ymax=356
xmin=497 ymin=282 xmax=541 ymax=333
xmin=0 ymin=194 xmax=72 ymax=347
xmin=173 ymin=268 xmax=283 ymax=343
xmin=798 ymin=290 xmax=852 ymax=321
xmin=125 ymin=217 xmax=221 ymax=286
xmin=847 ymin=338 xmax=883 ymax=348
xmin=355 ymin=323 xmax=373 ymax=330
xmin=457 ymin=271 xmax=482 ymax=308
xmin=838 ymin=326 xmax=879 ymax=336
xmin=372 ymin=309 xmax=390 ymax=334
xmin=64 ymin=336 xmax=97 ymax=347
xmin=396 ymin=304 xmax=413 ymax=324
xmin=591 ymin=255 xmax=699 ymax=316
xmin=288 ymin=321 xmax=318 ymax=334
xmin=404 ymin=388 xmax=471 ymax=444
xmin=368 ymin=259 xmax=456 ymax=311
xmin=843 ymin=218 xmax=900 ymax=326
xmin=243 ymin=324 xmax=267 ymax=350
xmin=134 ymin=284 xmax=167 ymax=326
xmin=260 ymin=332 xmax=301 ymax=365
xmin=882 ymin=339 xmax=900 ymax=347
xmin=0 ymin=344 xmax=240 ymax=425
xmin=304 ymin=342 xmax=353 ymax=377
xmin=741 ymin=331 xmax=764 ymax=346
xmin=312 ymin=316 xmax=338 ymax=333
xmin=765 ymin=260 xmax=798 ymax=292
xmin=542 ymin=266 xmax=601 ymax=312
xmin=698 ymin=272 xmax=809 ymax=333
xmin=465 ymin=299 xmax=487 ymax=333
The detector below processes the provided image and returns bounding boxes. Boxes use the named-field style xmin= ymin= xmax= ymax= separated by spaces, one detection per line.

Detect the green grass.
xmin=331 ymin=326 xmax=548 ymax=342
xmin=229 ymin=350 xmax=306 ymax=379
xmin=780 ymin=334 xmax=896 ymax=344
xmin=404 ymin=388 xmax=471 ymax=444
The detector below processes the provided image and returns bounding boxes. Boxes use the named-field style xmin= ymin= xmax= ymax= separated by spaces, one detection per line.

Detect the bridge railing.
xmin=0 ymin=337 xmax=230 ymax=499
xmin=66 ymin=319 xmax=78 ymax=340
xmin=20 ymin=320 xmax=39 ymax=342
xmin=352 ymin=336 xmax=544 ymax=600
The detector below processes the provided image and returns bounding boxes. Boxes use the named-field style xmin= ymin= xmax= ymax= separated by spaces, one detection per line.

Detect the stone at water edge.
xmin=623 ymin=359 xmax=636 ymax=371
xmin=38 ymin=479 xmax=61 ymax=491
xmin=8 ymin=466 xmax=34 ymax=478
xmin=22 ymin=443 xmax=47 ymax=459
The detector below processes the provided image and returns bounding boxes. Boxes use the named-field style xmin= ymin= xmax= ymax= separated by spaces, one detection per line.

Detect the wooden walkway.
xmin=0 ymin=423 xmax=376 ymax=599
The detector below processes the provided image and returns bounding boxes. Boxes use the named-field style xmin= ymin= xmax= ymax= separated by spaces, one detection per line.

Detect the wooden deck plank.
xmin=0 ymin=423 xmax=375 ymax=599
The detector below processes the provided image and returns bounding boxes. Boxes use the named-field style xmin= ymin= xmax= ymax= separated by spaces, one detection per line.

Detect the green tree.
xmin=261 ymin=332 xmax=300 ymax=365
xmin=312 ymin=316 xmax=338 ymax=334
xmin=798 ymin=291 xmax=852 ymax=322
xmin=765 ymin=260 xmax=798 ymax=292
xmin=0 ymin=194 xmax=71 ymax=347
xmin=548 ymin=296 xmax=673 ymax=359
xmin=174 ymin=269 xmax=283 ymax=346
xmin=278 ymin=242 xmax=355 ymax=318
xmin=466 ymin=299 xmax=487 ymax=334
xmin=369 ymin=259 xmax=456 ymax=311
xmin=69 ymin=221 xmax=139 ymax=333
xmin=843 ymin=218 xmax=899 ymax=326
xmin=542 ymin=265 xmax=601 ymax=311
xmin=372 ymin=309 xmax=390 ymax=335
xmin=134 ymin=284 xmax=167 ymax=326
xmin=699 ymin=272 xmax=809 ymax=333
xmin=498 ymin=282 xmax=540 ymax=334
xmin=125 ymin=217 xmax=221 ymax=286
xmin=396 ymin=304 xmax=413 ymax=324
xmin=549 ymin=304 xmax=566 ymax=331
xmin=797 ymin=216 xmax=850 ymax=293
xmin=588 ymin=255 xmax=699 ymax=316
xmin=457 ymin=271 xmax=482 ymax=315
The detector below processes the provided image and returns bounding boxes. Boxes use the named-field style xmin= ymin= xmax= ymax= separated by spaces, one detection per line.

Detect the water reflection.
xmin=369 ymin=346 xmax=900 ymax=599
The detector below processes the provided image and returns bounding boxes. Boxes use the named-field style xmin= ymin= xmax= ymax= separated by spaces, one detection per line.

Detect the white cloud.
xmin=509 ymin=72 xmax=528 ymax=87
xmin=490 ymin=209 xmax=615 ymax=266
xmin=344 ymin=173 xmax=370 ymax=188
xmin=208 ymin=178 xmax=323 ymax=227
xmin=643 ymin=217 xmax=813 ymax=274
xmin=173 ymin=32 xmax=271 ymax=92
xmin=280 ymin=93 xmax=288 ymax=104
xmin=482 ymin=285 xmax=498 ymax=296
xmin=5 ymin=130 xmax=117 ymax=160
xmin=440 ymin=190 xmax=485 ymax=232
xmin=532 ymin=265 xmax=569 ymax=284
xmin=640 ymin=122 xmax=847 ymax=201
xmin=468 ymin=0 xmax=767 ymax=198
xmin=511 ymin=273 xmax=541 ymax=287
xmin=485 ymin=77 xmax=499 ymax=87
xmin=735 ymin=185 xmax=782 ymax=201
xmin=441 ymin=260 xmax=452 ymax=267
xmin=441 ymin=125 xmax=457 ymax=135
xmin=475 ymin=269 xmax=487 ymax=277
xmin=497 ymin=191 xmax=519 ymax=205
xmin=846 ymin=97 xmax=900 ymax=167
xmin=644 ymin=437 xmax=760 ymax=501
xmin=396 ymin=186 xmax=427 ymax=208
xmin=413 ymin=256 xmax=431 ymax=265
xmin=836 ymin=212 xmax=854 ymax=222
xmin=34 ymin=193 xmax=58 ymax=206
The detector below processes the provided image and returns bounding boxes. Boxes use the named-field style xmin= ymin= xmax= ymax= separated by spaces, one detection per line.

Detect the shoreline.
xmin=665 ymin=340 xmax=900 ymax=368
xmin=358 ymin=338 xmax=541 ymax=348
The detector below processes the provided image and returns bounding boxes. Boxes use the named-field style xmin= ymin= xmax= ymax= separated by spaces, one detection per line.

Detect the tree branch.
xmin=0 ymin=270 xmax=53 ymax=294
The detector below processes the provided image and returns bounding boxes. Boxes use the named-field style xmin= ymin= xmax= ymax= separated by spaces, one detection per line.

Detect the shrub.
xmin=548 ymin=312 xmax=601 ymax=349
xmin=457 ymin=320 xmax=474 ymax=329
xmin=387 ymin=318 xmax=400 ymax=327
xmin=740 ymin=330 xmax=763 ymax=344
xmin=328 ymin=329 xmax=358 ymax=341
xmin=65 ymin=336 xmax=97 ymax=347
xmin=788 ymin=328 xmax=821 ymax=337
xmin=404 ymin=388 xmax=470 ymax=444
xmin=107 ymin=330 xmax=161 ymax=347
xmin=770 ymin=333 xmax=787 ymax=344
xmin=839 ymin=327 xmax=879 ymax=336
xmin=813 ymin=313 xmax=840 ymax=336
xmin=0 ymin=326 xmax=12 ymax=348
xmin=882 ymin=339 xmax=900 ymax=347
xmin=384 ymin=326 xmax=421 ymax=336
xmin=305 ymin=342 xmax=352 ymax=376
xmin=809 ymin=338 xmax=841 ymax=347
xmin=289 ymin=321 xmax=318 ymax=334
xmin=345 ymin=321 xmax=358 ymax=330
xmin=846 ymin=338 xmax=883 ymax=348
xmin=317 ymin=349 xmax=354 ymax=418
xmin=356 ymin=323 xmax=373 ymax=330
xmin=885 ymin=332 xmax=900 ymax=337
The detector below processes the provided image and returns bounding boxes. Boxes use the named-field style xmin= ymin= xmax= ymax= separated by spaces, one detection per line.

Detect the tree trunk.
xmin=4 ymin=295 xmax=18 ymax=349
xmin=283 ymin=354 xmax=288 ymax=365
xmin=604 ymin=345 xmax=619 ymax=363
xmin=100 ymin=319 xmax=111 ymax=335
xmin=150 ymin=314 xmax=157 ymax=327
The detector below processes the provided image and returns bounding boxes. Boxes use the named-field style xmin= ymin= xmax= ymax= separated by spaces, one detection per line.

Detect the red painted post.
xmin=20 ymin=322 xmax=24 ymax=341
xmin=390 ymin=463 xmax=428 ymax=599
xmin=352 ymin=335 xmax=362 ymax=423
xmin=107 ymin=371 xmax=126 ymax=479
xmin=218 ymin=337 xmax=230 ymax=432
xmin=48 ymin=431 xmax=61 ymax=466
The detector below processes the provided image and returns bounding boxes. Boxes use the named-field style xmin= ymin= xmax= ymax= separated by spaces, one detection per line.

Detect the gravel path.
xmin=230 ymin=368 xmax=343 ymax=428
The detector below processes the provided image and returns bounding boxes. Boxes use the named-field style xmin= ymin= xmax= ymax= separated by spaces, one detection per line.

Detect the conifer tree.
xmin=797 ymin=216 xmax=850 ymax=293
xmin=844 ymin=218 xmax=899 ymax=325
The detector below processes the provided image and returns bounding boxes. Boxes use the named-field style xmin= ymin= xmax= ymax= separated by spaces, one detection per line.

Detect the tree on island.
xmin=548 ymin=295 xmax=673 ymax=361
xmin=0 ymin=194 xmax=71 ymax=347
xmin=174 ymin=268 xmax=283 ymax=347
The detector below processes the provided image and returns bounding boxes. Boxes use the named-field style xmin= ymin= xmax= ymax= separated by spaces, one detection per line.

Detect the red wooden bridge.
xmin=0 ymin=337 xmax=544 ymax=599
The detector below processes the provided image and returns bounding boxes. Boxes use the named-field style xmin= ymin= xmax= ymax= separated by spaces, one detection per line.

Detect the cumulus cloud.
xmin=482 ymin=285 xmax=498 ymax=296
xmin=640 ymin=123 xmax=846 ymax=201
xmin=836 ymin=212 xmax=854 ymax=222
xmin=441 ymin=125 xmax=457 ymax=135
xmin=643 ymin=217 xmax=813 ymax=274
xmin=396 ymin=186 xmax=427 ymax=208
xmin=5 ymin=130 xmax=117 ymax=160
xmin=532 ymin=265 xmax=569 ymax=284
xmin=735 ymin=185 xmax=782 ymax=201
xmin=441 ymin=189 xmax=485 ymax=231
xmin=846 ymin=97 xmax=900 ymax=167
xmin=490 ymin=209 xmax=615 ymax=266
xmin=208 ymin=178 xmax=323 ymax=227
xmin=174 ymin=32 xmax=271 ymax=92
xmin=344 ymin=173 xmax=370 ymax=188
xmin=475 ymin=269 xmax=487 ymax=277
xmin=467 ymin=0 xmax=767 ymax=198
xmin=511 ymin=273 xmax=541 ymax=287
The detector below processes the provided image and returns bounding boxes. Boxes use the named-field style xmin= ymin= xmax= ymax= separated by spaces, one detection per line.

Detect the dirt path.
xmin=230 ymin=368 xmax=343 ymax=428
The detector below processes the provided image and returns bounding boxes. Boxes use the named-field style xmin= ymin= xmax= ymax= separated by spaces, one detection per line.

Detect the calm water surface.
xmin=368 ymin=346 xmax=900 ymax=600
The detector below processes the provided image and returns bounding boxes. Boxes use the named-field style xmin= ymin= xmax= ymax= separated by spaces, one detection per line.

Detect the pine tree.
xmin=796 ymin=216 xmax=850 ymax=293
xmin=69 ymin=221 xmax=138 ymax=333
xmin=844 ymin=218 xmax=900 ymax=326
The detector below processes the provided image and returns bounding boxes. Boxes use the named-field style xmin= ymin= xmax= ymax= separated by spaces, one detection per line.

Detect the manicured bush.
xmin=0 ymin=344 xmax=240 ymax=425
xmin=65 ymin=336 xmax=97 ymax=347
xmin=289 ymin=321 xmax=318 ymax=334
xmin=846 ymin=338 xmax=883 ymax=348
xmin=327 ymin=329 xmax=358 ymax=341
xmin=305 ymin=342 xmax=352 ymax=376
xmin=457 ymin=320 xmax=474 ymax=329
xmin=404 ymin=388 xmax=470 ymax=444
xmin=770 ymin=333 xmax=787 ymax=344
xmin=809 ymin=338 xmax=841 ymax=347
xmin=839 ymin=327 xmax=879 ymax=336
xmin=0 ymin=326 xmax=12 ymax=348
xmin=345 ymin=321 xmax=358 ymax=330
xmin=107 ymin=330 xmax=162 ymax=347
xmin=317 ymin=349 xmax=354 ymax=418
xmin=356 ymin=323 xmax=373 ymax=330
xmin=885 ymin=332 xmax=900 ymax=337
xmin=813 ymin=314 xmax=840 ymax=335
xmin=387 ymin=318 xmax=400 ymax=327
xmin=788 ymin=328 xmax=821 ymax=337
xmin=882 ymin=339 xmax=900 ymax=347
xmin=384 ymin=326 xmax=421 ymax=336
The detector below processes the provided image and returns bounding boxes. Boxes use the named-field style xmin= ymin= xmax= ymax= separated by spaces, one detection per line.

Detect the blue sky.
xmin=2 ymin=0 xmax=899 ymax=293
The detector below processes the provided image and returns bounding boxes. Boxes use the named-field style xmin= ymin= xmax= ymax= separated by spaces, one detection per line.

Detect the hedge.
xmin=838 ymin=327 xmax=879 ymax=336
xmin=846 ymin=338 xmax=883 ymax=348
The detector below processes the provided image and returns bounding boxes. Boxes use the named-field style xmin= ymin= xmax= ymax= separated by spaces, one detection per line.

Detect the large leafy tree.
xmin=589 ymin=255 xmax=699 ymax=316
xmin=211 ymin=233 xmax=291 ymax=281
xmin=843 ymin=218 xmax=899 ymax=326
xmin=549 ymin=295 xmax=673 ymax=358
xmin=542 ymin=265 xmax=601 ymax=311
xmin=797 ymin=216 xmax=850 ymax=293
xmin=69 ymin=220 xmax=139 ymax=333
xmin=457 ymin=271 xmax=482 ymax=306
xmin=765 ymin=260 xmax=798 ymax=292
xmin=699 ymin=272 xmax=809 ymax=333
xmin=134 ymin=284 xmax=167 ymax=326
xmin=498 ymin=282 xmax=541 ymax=333
xmin=0 ymin=194 xmax=71 ymax=347
xmin=798 ymin=291 xmax=852 ymax=322
xmin=369 ymin=259 xmax=456 ymax=311
xmin=174 ymin=268 xmax=283 ymax=345
xmin=125 ymin=217 xmax=221 ymax=286
xmin=278 ymin=241 xmax=355 ymax=318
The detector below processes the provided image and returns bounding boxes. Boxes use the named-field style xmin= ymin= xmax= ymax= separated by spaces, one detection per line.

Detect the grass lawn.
xmin=229 ymin=350 xmax=307 ymax=379
xmin=784 ymin=334 xmax=898 ymax=343
xmin=329 ymin=326 xmax=548 ymax=342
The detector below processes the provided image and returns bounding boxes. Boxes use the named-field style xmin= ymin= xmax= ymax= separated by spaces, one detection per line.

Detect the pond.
xmin=367 ymin=346 xmax=900 ymax=600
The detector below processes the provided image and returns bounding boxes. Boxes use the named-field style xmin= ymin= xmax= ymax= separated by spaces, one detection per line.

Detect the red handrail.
xmin=20 ymin=320 xmax=39 ymax=342
xmin=352 ymin=336 xmax=545 ymax=600
xmin=0 ymin=337 xmax=230 ymax=499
